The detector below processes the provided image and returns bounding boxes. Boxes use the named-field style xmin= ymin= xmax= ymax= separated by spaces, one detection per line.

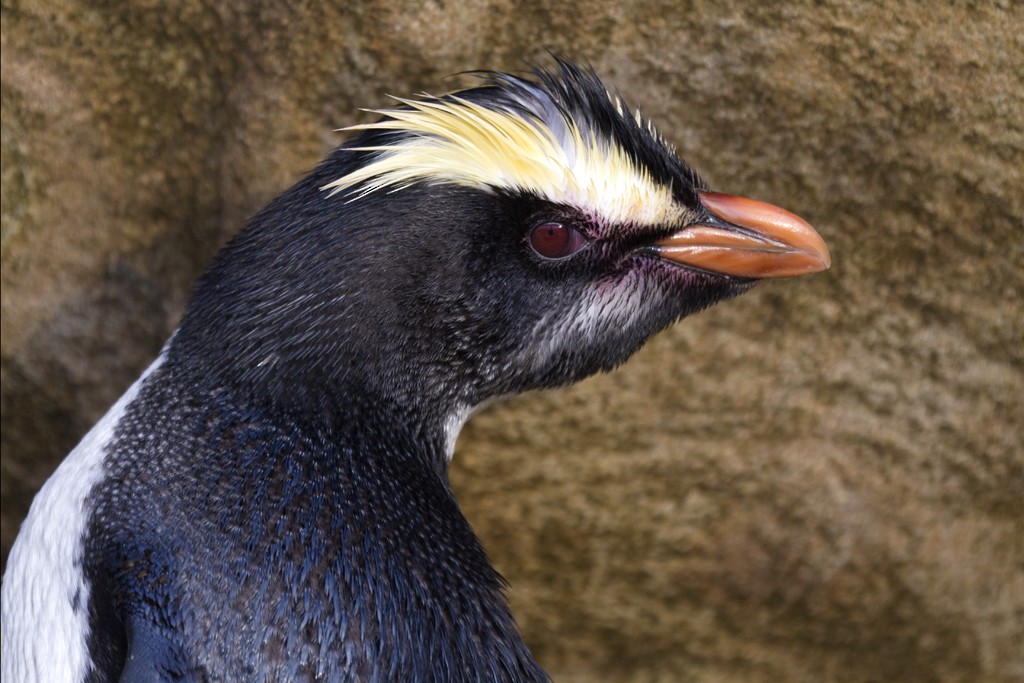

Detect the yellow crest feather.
xmin=321 ymin=89 xmax=685 ymax=227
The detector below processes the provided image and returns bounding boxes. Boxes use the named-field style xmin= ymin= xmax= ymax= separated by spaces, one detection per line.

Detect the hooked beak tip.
xmin=653 ymin=190 xmax=831 ymax=279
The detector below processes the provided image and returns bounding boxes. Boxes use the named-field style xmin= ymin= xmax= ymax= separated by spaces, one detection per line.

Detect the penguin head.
xmin=175 ymin=60 xmax=830 ymax=421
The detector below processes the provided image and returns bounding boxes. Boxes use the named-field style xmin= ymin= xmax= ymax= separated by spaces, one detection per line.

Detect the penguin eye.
xmin=529 ymin=222 xmax=587 ymax=260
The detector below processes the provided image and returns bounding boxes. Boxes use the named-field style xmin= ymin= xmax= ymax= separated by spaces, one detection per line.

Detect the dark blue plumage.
xmin=83 ymin=360 xmax=544 ymax=681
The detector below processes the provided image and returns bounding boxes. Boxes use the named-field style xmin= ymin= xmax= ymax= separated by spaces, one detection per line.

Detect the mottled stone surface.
xmin=2 ymin=1 xmax=1021 ymax=681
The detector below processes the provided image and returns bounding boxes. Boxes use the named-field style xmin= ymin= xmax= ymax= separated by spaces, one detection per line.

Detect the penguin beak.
xmin=653 ymin=190 xmax=831 ymax=278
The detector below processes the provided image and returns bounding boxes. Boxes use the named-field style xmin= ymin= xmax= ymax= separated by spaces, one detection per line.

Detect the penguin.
xmin=1 ymin=60 xmax=830 ymax=682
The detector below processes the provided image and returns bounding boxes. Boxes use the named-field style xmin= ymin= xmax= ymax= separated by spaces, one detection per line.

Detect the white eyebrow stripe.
xmin=321 ymin=92 xmax=686 ymax=228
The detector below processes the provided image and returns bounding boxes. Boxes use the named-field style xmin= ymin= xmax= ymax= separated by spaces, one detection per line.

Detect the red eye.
xmin=529 ymin=222 xmax=586 ymax=260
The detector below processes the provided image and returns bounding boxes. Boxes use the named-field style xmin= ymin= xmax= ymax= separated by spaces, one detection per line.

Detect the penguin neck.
xmin=136 ymin=355 xmax=536 ymax=670
xmin=315 ymin=383 xmax=469 ymax=479
xmin=169 ymin=329 xmax=474 ymax=460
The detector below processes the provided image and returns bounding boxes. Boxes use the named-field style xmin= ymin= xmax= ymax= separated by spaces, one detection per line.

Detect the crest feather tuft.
xmin=321 ymin=62 xmax=699 ymax=226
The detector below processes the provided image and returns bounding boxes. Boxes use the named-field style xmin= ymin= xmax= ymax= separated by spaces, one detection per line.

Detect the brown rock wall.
xmin=2 ymin=1 xmax=1021 ymax=680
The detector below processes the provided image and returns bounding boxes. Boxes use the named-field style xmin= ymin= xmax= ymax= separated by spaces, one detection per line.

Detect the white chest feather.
xmin=1 ymin=354 xmax=165 ymax=683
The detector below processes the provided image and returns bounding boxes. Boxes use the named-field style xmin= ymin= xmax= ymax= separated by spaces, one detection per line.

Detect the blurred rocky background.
xmin=2 ymin=1 xmax=1021 ymax=681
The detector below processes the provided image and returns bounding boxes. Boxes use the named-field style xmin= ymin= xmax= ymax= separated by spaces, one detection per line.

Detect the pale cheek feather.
xmin=512 ymin=272 xmax=653 ymax=379
xmin=1 ymin=353 xmax=167 ymax=683
xmin=554 ymin=270 xmax=652 ymax=347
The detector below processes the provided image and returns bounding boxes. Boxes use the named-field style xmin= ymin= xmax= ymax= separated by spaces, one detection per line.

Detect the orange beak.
xmin=653 ymin=190 xmax=831 ymax=278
